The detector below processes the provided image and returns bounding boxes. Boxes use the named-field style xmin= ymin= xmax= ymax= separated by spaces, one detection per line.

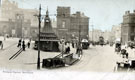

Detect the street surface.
xmin=0 ymin=37 xmax=135 ymax=72
xmin=58 ymin=45 xmax=117 ymax=72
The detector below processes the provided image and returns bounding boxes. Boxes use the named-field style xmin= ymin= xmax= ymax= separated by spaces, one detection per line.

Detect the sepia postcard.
xmin=0 ymin=0 xmax=135 ymax=80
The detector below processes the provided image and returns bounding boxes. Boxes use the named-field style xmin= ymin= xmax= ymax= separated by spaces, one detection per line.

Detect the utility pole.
xmin=91 ymin=20 xmax=94 ymax=42
xmin=78 ymin=16 xmax=81 ymax=48
xmin=79 ymin=25 xmax=81 ymax=47
xmin=21 ymin=17 xmax=23 ymax=39
xmin=37 ymin=4 xmax=41 ymax=69
xmin=91 ymin=24 xmax=94 ymax=42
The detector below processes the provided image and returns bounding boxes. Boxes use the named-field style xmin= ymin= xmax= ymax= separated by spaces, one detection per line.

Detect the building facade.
xmin=0 ymin=16 xmax=31 ymax=38
xmin=57 ymin=6 xmax=89 ymax=41
xmin=121 ymin=10 xmax=135 ymax=44
xmin=57 ymin=7 xmax=70 ymax=40
xmin=110 ymin=24 xmax=121 ymax=42
xmin=89 ymin=29 xmax=102 ymax=42
xmin=0 ymin=0 xmax=38 ymax=38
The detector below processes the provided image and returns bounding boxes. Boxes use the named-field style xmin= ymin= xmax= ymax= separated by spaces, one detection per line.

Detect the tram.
xmin=81 ymin=39 xmax=89 ymax=49
xmin=99 ymin=36 xmax=104 ymax=46
xmin=115 ymin=39 xmax=121 ymax=52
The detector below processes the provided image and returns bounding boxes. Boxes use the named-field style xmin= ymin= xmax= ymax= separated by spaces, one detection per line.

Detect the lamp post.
xmin=79 ymin=24 xmax=81 ymax=47
xmin=91 ymin=24 xmax=94 ymax=42
xmin=78 ymin=15 xmax=82 ymax=48
xmin=37 ymin=4 xmax=41 ymax=69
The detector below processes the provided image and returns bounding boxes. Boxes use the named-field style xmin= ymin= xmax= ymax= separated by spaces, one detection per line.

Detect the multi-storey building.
xmin=57 ymin=7 xmax=70 ymax=40
xmin=0 ymin=0 xmax=38 ymax=38
xmin=57 ymin=6 xmax=89 ymax=41
xmin=121 ymin=10 xmax=135 ymax=44
xmin=110 ymin=24 xmax=121 ymax=42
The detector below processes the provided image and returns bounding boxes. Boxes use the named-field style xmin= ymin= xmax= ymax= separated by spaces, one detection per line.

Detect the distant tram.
xmin=99 ymin=36 xmax=104 ymax=46
xmin=81 ymin=39 xmax=89 ymax=49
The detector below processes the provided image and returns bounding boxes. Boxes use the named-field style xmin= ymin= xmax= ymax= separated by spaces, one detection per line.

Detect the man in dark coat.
xmin=17 ymin=39 xmax=22 ymax=48
xmin=22 ymin=40 xmax=25 ymax=51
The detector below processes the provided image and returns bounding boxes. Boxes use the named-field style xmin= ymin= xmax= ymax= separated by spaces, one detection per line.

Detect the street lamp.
xmin=79 ymin=24 xmax=81 ymax=47
xmin=77 ymin=14 xmax=81 ymax=48
xmin=37 ymin=4 xmax=41 ymax=69
xmin=91 ymin=24 xmax=94 ymax=42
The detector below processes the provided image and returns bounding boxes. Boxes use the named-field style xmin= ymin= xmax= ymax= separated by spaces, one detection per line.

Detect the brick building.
xmin=57 ymin=6 xmax=89 ymax=41
xmin=121 ymin=10 xmax=135 ymax=44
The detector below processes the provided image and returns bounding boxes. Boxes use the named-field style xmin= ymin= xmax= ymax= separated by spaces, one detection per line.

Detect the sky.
xmin=8 ymin=0 xmax=135 ymax=31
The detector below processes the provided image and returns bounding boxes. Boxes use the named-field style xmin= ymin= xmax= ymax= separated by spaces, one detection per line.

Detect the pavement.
xmin=57 ymin=45 xmax=118 ymax=72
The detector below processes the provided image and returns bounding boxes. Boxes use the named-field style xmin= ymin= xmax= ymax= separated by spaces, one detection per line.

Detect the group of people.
xmin=58 ymin=40 xmax=71 ymax=54
xmin=71 ymin=42 xmax=78 ymax=48
xmin=17 ymin=39 xmax=31 ymax=51
xmin=115 ymin=42 xmax=135 ymax=59
xmin=115 ymin=43 xmax=129 ymax=58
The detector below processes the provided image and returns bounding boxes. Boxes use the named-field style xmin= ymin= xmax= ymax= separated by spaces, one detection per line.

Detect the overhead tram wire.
xmin=18 ymin=1 xmax=57 ymax=17
xmin=13 ymin=0 xmax=39 ymax=10
xmin=21 ymin=0 xmax=53 ymax=10
xmin=11 ymin=0 xmax=80 ymax=18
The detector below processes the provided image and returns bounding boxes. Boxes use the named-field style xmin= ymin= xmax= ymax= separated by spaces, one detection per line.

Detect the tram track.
xmin=9 ymin=45 xmax=28 ymax=60
xmin=9 ymin=48 xmax=23 ymax=60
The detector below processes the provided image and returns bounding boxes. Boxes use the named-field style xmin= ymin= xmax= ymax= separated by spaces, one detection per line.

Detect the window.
xmin=62 ymin=21 xmax=65 ymax=28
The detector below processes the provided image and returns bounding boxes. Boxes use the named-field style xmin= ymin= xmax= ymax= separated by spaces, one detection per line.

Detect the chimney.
xmin=76 ymin=11 xmax=81 ymax=17
xmin=125 ymin=11 xmax=130 ymax=15
xmin=82 ymin=12 xmax=84 ymax=16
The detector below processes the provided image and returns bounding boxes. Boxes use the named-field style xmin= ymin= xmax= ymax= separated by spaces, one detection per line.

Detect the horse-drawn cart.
xmin=115 ymin=42 xmax=121 ymax=52
xmin=114 ymin=58 xmax=135 ymax=72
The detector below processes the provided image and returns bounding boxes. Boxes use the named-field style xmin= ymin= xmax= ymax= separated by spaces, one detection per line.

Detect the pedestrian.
xmin=72 ymin=42 xmax=74 ymax=48
xmin=22 ymin=40 xmax=25 ymax=51
xmin=17 ymin=39 xmax=22 ymax=48
xmin=27 ymin=41 xmax=30 ymax=48
xmin=65 ymin=43 xmax=70 ymax=54
xmin=1 ymin=41 xmax=3 ymax=49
